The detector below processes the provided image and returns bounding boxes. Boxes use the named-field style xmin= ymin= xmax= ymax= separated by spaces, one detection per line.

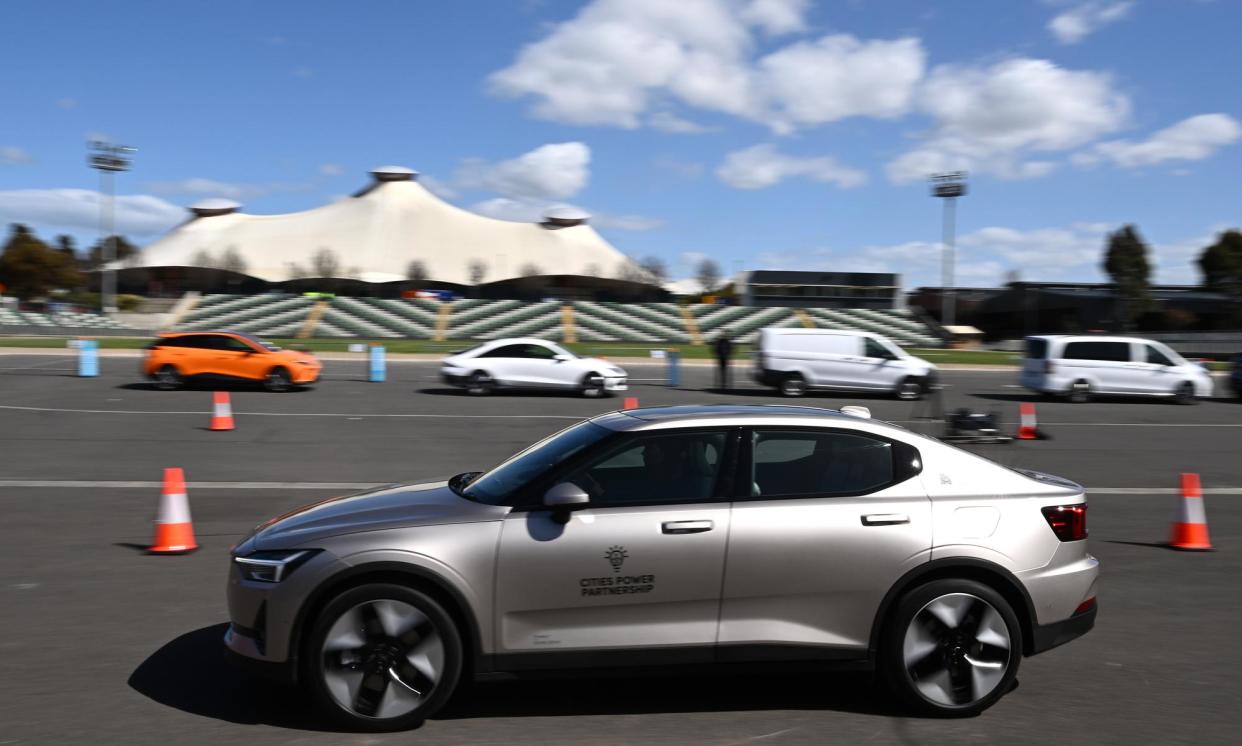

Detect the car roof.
xmin=591 ymin=404 xmax=901 ymax=434
xmin=480 ymin=338 xmax=560 ymax=346
xmin=1033 ymin=335 xmax=1150 ymax=344
xmin=763 ymin=328 xmax=871 ymax=337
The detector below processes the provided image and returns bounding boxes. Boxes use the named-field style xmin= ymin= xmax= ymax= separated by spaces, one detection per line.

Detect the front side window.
xmin=557 ymin=431 xmax=728 ymax=506
xmin=463 ymin=421 xmax=612 ymax=504
xmin=750 ymin=430 xmax=895 ymax=497
xmin=219 ymin=336 xmax=259 ymax=353
xmin=1146 ymin=345 xmax=1175 ymax=366
xmin=480 ymin=344 xmax=527 ymax=359
xmin=522 ymin=344 xmax=559 ymax=360
xmin=864 ymin=338 xmax=891 ymax=359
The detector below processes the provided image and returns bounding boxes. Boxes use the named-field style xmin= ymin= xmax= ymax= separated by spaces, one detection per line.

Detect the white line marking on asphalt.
xmin=1 ymin=480 xmax=1240 ymax=493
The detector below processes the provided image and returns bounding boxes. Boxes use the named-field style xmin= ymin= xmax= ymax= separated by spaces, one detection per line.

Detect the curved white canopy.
xmin=132 ymin=171 xmax=632 ymax=284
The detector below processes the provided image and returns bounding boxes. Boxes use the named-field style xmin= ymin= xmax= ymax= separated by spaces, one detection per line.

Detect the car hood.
xmin=251 ymin=480 xmax=509 ymax=550
xmin=582 ymin=357 xmax=626 ymax=373
xmin=274 ymin=349 xmax=319 ymax=366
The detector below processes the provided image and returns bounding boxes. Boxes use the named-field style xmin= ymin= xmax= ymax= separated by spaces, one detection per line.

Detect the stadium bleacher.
xmin=170 ymin=295 xmax=943 ymax=347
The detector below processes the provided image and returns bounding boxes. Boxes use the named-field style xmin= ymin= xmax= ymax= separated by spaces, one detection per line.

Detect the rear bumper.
xmin=1030 ymin=603 xmax=1097 ymax=655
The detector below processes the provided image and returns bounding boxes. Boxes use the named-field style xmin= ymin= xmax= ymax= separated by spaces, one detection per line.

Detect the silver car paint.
xmin=227 ymin=406 xmax=1097 ymax=668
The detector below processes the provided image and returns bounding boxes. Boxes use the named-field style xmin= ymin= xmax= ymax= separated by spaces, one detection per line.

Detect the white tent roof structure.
xmin=131 ymin=167 xmax=634 ymax=284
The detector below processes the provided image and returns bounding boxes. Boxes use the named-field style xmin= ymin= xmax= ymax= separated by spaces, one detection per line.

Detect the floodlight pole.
xmin=88 ymin=140 xmax=135 ymax=314
xmin=930 ymin=172 xmax=967 ymax=327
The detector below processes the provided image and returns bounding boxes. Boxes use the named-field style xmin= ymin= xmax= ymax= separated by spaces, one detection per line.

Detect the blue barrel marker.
xmin=368 ymin=344 xmax=387 ymax=382
xmin=78 ymin=339 xmax=99 ymax=377
xmin=667 ymin=348 xmax=680 ymax=388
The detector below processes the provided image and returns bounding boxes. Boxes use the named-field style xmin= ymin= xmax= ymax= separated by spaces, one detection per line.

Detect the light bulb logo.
xmin=604 ymin=545 xmax=628 ymax=573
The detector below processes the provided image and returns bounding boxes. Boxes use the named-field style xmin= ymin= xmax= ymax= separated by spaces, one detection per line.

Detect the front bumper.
xmin=224 ymin=625 xmax=298 ymax=683
xmin=225 ymin=548 xmax=343 ymax=668
xmin=292 ymin=365 xmax=321 ymax=384
xmin=603 ymin=376 xmax=628 ymax=391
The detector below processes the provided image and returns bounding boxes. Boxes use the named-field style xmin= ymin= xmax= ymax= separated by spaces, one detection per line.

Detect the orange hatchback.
xmin=144 ymin=331 xmax=322 ymax=391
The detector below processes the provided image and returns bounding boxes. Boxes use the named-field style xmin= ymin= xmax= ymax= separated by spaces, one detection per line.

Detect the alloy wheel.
xmin=320 ymin=599 xmax=446 ymax=720
xmin=902 ymin=592 xmax=1012 ymax=708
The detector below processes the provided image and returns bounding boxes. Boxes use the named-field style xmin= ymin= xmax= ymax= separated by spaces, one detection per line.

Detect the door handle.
xmin=861 ymin=514 xmax=910 ymax=526
xmin=662 ymin=520 xmax=713 ymax=535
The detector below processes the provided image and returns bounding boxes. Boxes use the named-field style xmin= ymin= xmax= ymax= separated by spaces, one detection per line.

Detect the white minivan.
xmin=753 ymin=328 xmax=938 ymax=399
xmin=1020 ymin=335 xmax=1213 ymax=403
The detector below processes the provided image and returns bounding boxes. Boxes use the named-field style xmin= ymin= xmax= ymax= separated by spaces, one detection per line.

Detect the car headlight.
xmin=607 ymin=368 xmax=626 ymax=377
xmin=233 ymin=549 xmax=318 ymax=583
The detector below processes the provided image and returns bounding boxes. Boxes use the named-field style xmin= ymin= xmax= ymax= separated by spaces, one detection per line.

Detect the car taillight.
xmin=1042 ymin=504 xmax=1087 ymax=541
xmin=1044 ymin=359 xmax=1054 ymax=375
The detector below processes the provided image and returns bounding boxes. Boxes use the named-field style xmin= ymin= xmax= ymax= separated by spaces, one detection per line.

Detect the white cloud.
xmin=318 ymin=163 xmax=344 ymax=176
xmin=488 ymin=0 xmax=924 ymax=133
xmin=1075 ymin=113 xmax=1242 ymax=168
xmin=648 ymin=111 xmax=712 ymax=133
xmin=1048 ymin=1 xmax=1134 ymax=44
xmin=146 ymin=178 xmax=265 ymax=200
xmin=458 ymin=142 xmax=590 ymax=201
xmin=717 ymin=144 xmax=867 ymax=189
xmin=0 ymin=189 xmax=185 ymax=236
xmin=1 ymin=146 xmax=33 ymax=165
xmin=740 ymin=0 xmax=810 ymax=35
xmin=887 ymin=58 xmax=1130 ymax=183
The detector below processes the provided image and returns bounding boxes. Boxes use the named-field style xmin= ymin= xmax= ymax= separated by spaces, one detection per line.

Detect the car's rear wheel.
xmin=779 ymin=373 xmax=807 ymax=397
xmin=304 ymin=583 xmax=463 ymax=732
xmin=882 ymin=579 xmax=1022 ymax=717
xmin=1173 ymin=381 xmax=1196 ymax=405
xmin=465 ymin=371 xmax=493 ymax=396
xmin=264 ymin=367 xmax=293 ymax=392
xmin=580 ymin=372 xmax=607 ymax=398
xmin=153 ymin=364 xmax=183 ymax=391
xmin=1067 ymin=380 xmax=1091 ymax=403
xmin=896 ymin=377 xmax=924 ymax=401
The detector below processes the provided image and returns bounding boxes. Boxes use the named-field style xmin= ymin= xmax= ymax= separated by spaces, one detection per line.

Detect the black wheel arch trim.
xmin=868 ymin=557 xmax=1039 ymax=660
xmin=287 ymin=560 xmax=487 ymax=681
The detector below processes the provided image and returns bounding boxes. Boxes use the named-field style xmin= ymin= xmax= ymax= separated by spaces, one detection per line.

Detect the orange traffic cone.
xmin=149 ymin=467 xmax=198 ymax=554
xmin=1169 ymin=473 xmax=1212 ymax=551
xmin=623 ymin=396 xmax=639 ymax=410
xmin=1016 ymin=402 xmax=1038 ymax=440
xmin=210 ymin=391 xmax=235 ymax=431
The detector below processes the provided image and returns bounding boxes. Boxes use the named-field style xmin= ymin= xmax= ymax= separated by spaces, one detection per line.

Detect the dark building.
xmin=740 ymin=270 xmax=900 ymax=309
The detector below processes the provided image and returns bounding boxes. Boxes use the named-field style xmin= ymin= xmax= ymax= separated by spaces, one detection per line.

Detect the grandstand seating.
xmin=0 ymin=307 xmax=137 ymax=331
xmin=166 ymin=294 xmax=943 ymax=347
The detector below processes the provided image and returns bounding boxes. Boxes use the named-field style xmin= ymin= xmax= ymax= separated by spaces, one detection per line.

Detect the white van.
xmin=753 ymin=328 xmax=938 ymax=398
xmin=1020 ymin=335 xmax=1213 ymax=403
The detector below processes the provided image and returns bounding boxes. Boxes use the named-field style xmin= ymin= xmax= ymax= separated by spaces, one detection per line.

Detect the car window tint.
xmin=751 ymin=430 xmax=894 ymax=497
xmin=1026 ymin=338 xmax=1048 ymax=359
xmin=523 ymin=344 xmax=557 ymax=360
xmin=1146 ymin=345 xmax=1175 ymax=366
xmin=1063 ymin=341 xmax=1130 ymax=362
xmin=220 ymin=336 xmax=256 ymax=352
xmin=172 ymin=336 xmax=204 ymax=348
xmin=559 ymin=431 xmax=727 ymax=506
xmin=481 ymin=344 xmax=525 ymax=358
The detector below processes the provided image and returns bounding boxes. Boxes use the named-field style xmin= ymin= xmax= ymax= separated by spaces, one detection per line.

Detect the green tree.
xmin=639 ymin=255 xmax=668 ymax=285
xmin=1102 ymin=224 xmax=1152 ymax=329
xmin=0 ymin=224 xmax=84 ymax=299
xmin=87 ymin=235 xmax=139 ymax=268
xmin=695 ymin=256 xmax=721 ymax=293
xmin=1198 ymin=230 xmax=1242 ymax=296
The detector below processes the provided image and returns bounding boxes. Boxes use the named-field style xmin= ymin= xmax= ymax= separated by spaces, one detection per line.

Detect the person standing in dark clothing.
xmin=713 ymin=328 xmax=734 ymax=391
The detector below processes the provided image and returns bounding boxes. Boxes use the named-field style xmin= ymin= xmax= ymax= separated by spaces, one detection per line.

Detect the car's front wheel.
xmin=580 ymin=372 xmax=607 ymax=398
xmin=881 ymin=579 xmax=1022 ymax=717
xmin=1172 ymin=381 xmax=1196 ymax=405
xmin=303 ymin=583 xmax=464 ymax=732
xmin=895 ymin=377 xmax=924 ymax=401
xmin=264 ymin=367 xmax=293 ymax=392
xmin=153 ymin=364 xmax=183 ymax=391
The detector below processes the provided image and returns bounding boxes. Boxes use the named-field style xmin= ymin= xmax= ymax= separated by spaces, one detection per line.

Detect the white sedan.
xmin=440 ymin=338 xmax=627 ymax=397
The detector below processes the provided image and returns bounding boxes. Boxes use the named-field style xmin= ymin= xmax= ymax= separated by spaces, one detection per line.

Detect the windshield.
xmin=462 ymin=421 xmax=611 ymax=504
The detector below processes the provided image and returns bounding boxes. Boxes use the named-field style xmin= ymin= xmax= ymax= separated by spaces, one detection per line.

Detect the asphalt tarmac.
xmin=1 ymin=354 xmax=1239 ymax=744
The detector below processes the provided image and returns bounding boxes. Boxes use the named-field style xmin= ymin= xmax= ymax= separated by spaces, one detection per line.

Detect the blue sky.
xmin=1 ymin=0 xmax=1239 ymax=288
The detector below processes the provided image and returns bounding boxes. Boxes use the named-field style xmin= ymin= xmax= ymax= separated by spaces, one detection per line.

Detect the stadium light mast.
xmin=930 ymin=171 xmax=967 ymax=327
xmin=88 ymin=140 xmax=136 ymax=314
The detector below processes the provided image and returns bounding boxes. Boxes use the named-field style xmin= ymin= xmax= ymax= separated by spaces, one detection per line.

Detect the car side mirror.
xmin=544 ymin=482 xmax=589 ymax=508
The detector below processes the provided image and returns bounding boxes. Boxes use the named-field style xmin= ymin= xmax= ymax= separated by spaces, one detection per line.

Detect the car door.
xmin=1132 ymin=342 xmax=1180 ymax=395
xmin=855 ymin=336 xmax=904 ymax=391
xmin=493 ymin=428 xmax=735 ymax=662
xmin=199 ymin=334 xmax=249 ymax=379
xmin=516 ymin=342 xmax=567 ymax=387
xmin=717 ymin=427 xmax=930 ymax=658
xmin=476 ymin=343 xmax=530 ymax=387
xmin=1061 ymin=340 xmax=1132 ymax=393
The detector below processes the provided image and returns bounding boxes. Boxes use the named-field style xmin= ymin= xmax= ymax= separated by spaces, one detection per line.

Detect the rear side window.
xmin=1063 ymin=341 xmax=1130 ymax=362
xmin=750 ymin=430 xmax=901 ymax=497
xmin=1025 ymin=338 xmax=1048 ymax=359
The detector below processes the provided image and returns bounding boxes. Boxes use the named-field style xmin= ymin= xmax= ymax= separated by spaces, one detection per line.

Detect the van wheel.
xmin=1173 ymin=381 xmax=1196 ymax=405
xmin=303 ymin=583 xmax=463 ymax=732
xmin=779 ymin=374 xmax=807 ymax=397
xmin=1067 ymin=380 xmax=1091 ymax=403
xmin=153 ymin=364 xmax=183 ymax=391
xmin=264 ymin=367 xmax=293 ymax=392
xmin=896 ymin=377 xmax=924 ymax=401
xmin=881 ymin=579 xmax=1022 ymax=717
